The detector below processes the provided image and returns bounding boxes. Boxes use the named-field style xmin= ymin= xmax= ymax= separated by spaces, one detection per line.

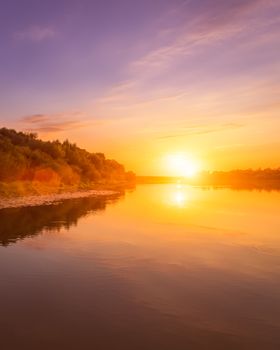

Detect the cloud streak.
xmin=94 ymin=0 xmax=279 ymax=109
xmin=131 ymin=0 xmax=276 ymax=74
xmin=20 ymin=112 xmax=95 ymax=133
xmin=15 ymin=26 xmax=56 ymax=42
xmin=154 ymin=122 xmax=244 ymax=140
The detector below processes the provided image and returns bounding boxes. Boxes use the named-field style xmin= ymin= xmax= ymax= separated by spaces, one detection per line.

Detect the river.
xmin=1 ymin=184 xmax=280 ymax=349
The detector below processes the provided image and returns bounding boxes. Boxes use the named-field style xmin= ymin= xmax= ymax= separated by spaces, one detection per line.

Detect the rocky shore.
xmin=0 ymin=190 xmax=118 ymax=210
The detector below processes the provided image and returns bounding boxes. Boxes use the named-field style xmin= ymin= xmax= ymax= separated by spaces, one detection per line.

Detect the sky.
xmin=1 ymin=0 xmax=280 ymax=175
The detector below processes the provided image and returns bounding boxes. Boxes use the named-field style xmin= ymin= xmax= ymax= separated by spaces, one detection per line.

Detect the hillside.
xmin=0 ymin=128 xmax=135 ymax=192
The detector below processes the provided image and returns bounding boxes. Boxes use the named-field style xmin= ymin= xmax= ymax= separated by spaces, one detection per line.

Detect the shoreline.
xmin=0 ymin=189 xmax=120 ymax=210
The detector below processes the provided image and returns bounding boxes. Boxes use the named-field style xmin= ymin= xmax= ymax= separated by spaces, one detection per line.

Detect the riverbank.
xmin=0 ymin=181 xmax=129 ymax=210
xmin=0 ymin=189 xmax=119 ymax=210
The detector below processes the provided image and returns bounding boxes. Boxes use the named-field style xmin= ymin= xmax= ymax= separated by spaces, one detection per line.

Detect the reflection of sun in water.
xmin=164 ymin=183 xmax=197 ymax=209
xmin=174 ymin=190 xmax=186 ymax=207
xmin=167 ymin=183 xmax=189 ymax=208
xmin=166 ymin=153 xmax=200 ymax=178
xmin=162 ymin=183 xmax=195 ymax=208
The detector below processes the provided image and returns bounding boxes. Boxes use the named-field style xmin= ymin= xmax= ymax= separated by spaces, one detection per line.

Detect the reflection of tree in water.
xmin=0 ymin=194 xmax=122 ymax=246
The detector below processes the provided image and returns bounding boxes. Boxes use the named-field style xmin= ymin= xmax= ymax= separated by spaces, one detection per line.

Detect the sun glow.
xmin=166 ymin=154 xmax=200 ymax=178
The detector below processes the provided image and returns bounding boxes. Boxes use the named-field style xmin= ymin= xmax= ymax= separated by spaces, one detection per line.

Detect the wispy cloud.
xmin=154 ymin=122 xmax=244 ymax=140
xmin=94 ymin=0 xmax=279 ymax=108
xmin=130 ymin=0 xmax=276 ymax=75
xmin=15 ymin=26 xmax=56 ymax=42
xmin=20 ymin=112 xmax=96 ymax=133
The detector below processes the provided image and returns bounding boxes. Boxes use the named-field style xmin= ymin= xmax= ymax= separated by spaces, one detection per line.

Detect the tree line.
xmin=0 ymin=128 xmax=135 ymax=185
xmin=197 ymin=169 xmax=280 ymax=189
xmin=137 ymin=168 xmax=280 ymax=190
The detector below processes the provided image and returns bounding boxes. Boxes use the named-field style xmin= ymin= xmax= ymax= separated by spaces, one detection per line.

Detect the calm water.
xmin=1 ymin=185 xmax=280 ymax=350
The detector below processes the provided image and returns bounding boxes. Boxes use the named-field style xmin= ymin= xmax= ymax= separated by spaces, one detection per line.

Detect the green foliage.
xmin=0 ymin=128 xmax=135 ymax=185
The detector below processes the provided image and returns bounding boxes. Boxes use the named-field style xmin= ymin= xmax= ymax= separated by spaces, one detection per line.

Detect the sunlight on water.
xmin=173 ymin=189 xmax=187 ymax=207
xmin=0 ymin=185 xmax=280 ymax=350
xmin=167 ymin=184 xmax=188 ymax=208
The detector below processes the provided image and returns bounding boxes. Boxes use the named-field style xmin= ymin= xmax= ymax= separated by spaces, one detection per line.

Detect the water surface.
xmin=1 ymin=185 xmax=280 ymax=350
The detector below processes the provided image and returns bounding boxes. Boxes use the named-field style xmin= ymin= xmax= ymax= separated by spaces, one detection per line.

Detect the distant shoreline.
xmin=136 ymin=175 xmax=280 ymax=191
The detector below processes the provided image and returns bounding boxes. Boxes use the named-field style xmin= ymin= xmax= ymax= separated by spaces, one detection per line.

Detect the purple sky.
xmin=1 ymin=0 xmax=280 ymax=173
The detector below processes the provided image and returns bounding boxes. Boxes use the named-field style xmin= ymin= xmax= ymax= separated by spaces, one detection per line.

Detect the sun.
xmin=166 ymin=153 xmax=200 ymax=178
